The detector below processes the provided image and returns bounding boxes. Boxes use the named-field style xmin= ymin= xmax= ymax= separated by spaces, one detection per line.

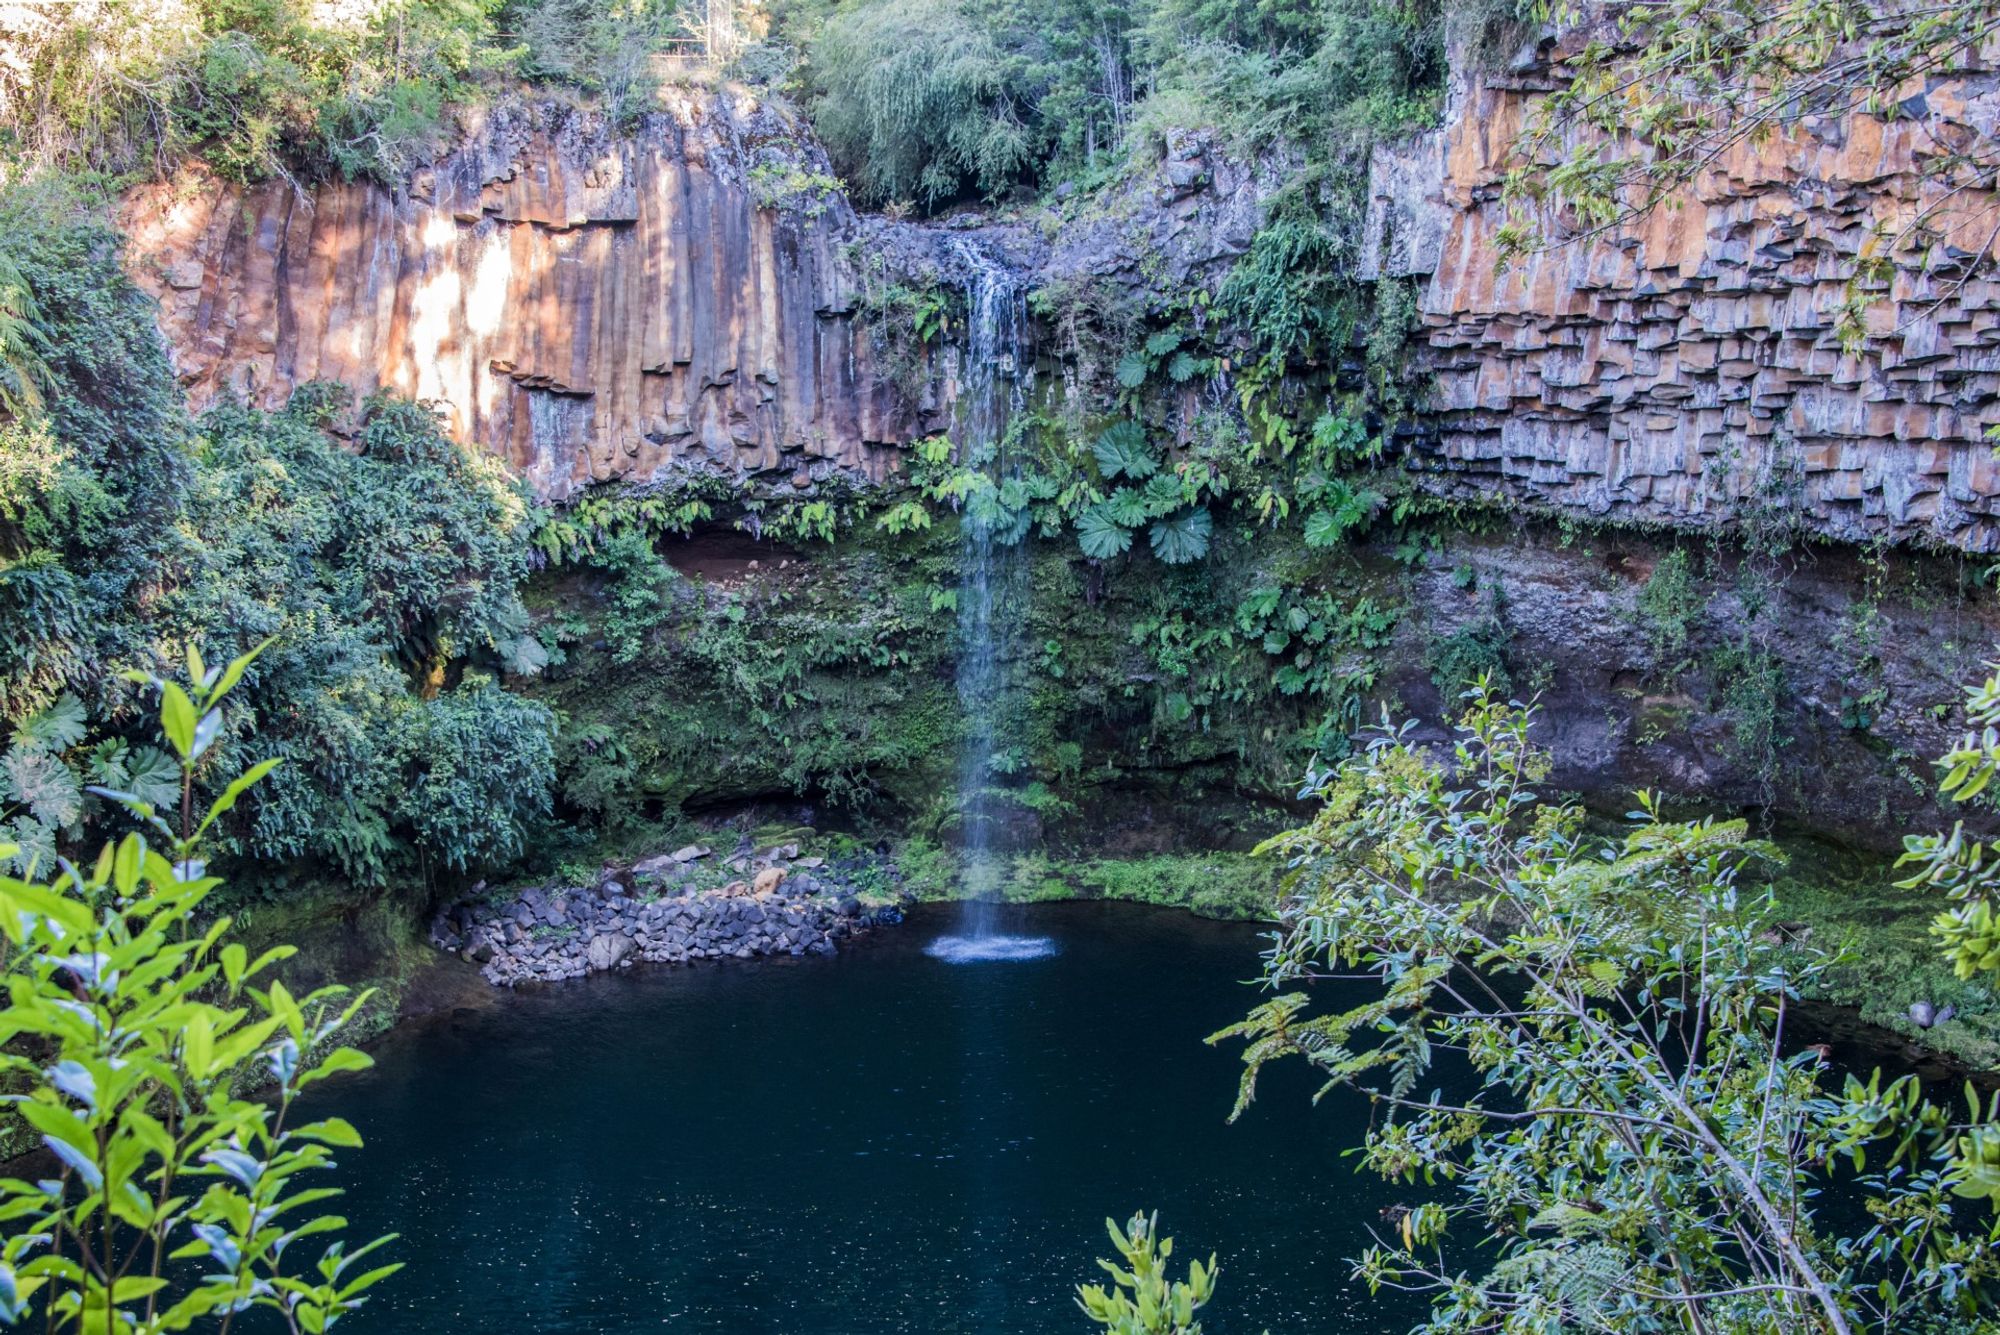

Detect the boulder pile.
xmin=427 ymin=842 xmax=904 ymax=987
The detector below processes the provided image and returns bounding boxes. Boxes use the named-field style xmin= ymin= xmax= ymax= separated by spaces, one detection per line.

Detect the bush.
xmin=510 ymin=0 xmax=681 ymax=125
xmin=807 ymin=0 xmax=1047 ymax=207
xmin=0 ymin=648 xmax=400 ymax=1332
xmin=182 ymin=387 xmax=555 ymax=885
xmin=2 ymin=0 xmax=511 ymax=183
xmin=1214 ymin=689 xmax=2000 ymax=1331
xmin=0 ymin=194 xmax=555 ymax=892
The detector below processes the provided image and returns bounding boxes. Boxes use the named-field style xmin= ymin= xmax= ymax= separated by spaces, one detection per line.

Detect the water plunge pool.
xmin=308 ymin=901 xmax=1425 ymax=1333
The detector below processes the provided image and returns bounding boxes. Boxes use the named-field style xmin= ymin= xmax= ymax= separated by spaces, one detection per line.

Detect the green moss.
xmin=522 ymin=502 xmax=1404 ymax=855
xmin=211 ymin=883 xmax=436 ymax=1045
xmin=1763 ymin=837 xmax=2000 ymax=1069
xmin=895 ymin=839 xmax=1277 ymax=921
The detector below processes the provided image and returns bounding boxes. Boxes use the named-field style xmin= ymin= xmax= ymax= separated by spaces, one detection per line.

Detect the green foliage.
xmin=0 ymin=188 xmax=189 ymax=730
xmin=1497 ymin=0 xmax=2000 ymax=342
xmin=1763 ymin=838 xmax=2000 ymax=1070
xmin=1075 ymin=502 xmax=1135 ymax=559
xmin=0 ymin=645 xmax=400 ymax=1333
xmin=388 ymin=677 xmax=554 ymax=874
xmin=806 ymin=0 xmax=1049 ymax=206
xmin=1075 ymin=1213 xmax=1221 ymax=1335
xmin=0 ymin=195 xmax=559 ymax=895
xmin=1146 ymin=507 xmax=1210 ymax=565
xmin=4 ymin=0 xmax=515 ymax=183
xmin=592 ymin=528 xmax=684 ymax=663
xmin=851 ymin=267 xmax=957 ymax=401
xmin=531 ymin=474 xmax=729 ymax=565
xmin=1214 ymin=688 xmax=2000 ymax=1332
xmin=1904 ymin=666 xmax=2000 ymax=982
xmin=183 ymin=387 xmax=555 ymax=886
xmin=1425 ymin=609 xmax=1509 ymax=700
xmin=0 ymin=251 xmax=49 ymax=419
xmin=801 ymin=0 xmax=1134 ymax=207
xmin=1091 ymin=420 xmax=1157 ymax=481
xmin=1218 ymin=212 xmax=1354 ymax=377
xmin=510 ymin=0 xmax=692 ymax=124
xmin=1636 ymin=546 xmax=1701 ymax=675
xmin=1714 ymin=635 xmax=1788 ymax=796
xmin=748 ymin=158 xmax=846 ymax=215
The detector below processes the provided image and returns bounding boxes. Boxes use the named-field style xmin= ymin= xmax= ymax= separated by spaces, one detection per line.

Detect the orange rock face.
xmin=1365 ymin=47 xmax=2000 ymax=550
xmin=119 ymin=92 xmax=927 ymax=500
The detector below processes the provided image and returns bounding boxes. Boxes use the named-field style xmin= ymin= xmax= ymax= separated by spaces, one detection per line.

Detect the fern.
xmin=1483 ymin=1243 xmax=1629 ymax=1324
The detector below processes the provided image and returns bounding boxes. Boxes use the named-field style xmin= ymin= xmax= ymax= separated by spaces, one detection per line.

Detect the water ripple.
xmin=924 ymin=934 xmax=1059 ymax=963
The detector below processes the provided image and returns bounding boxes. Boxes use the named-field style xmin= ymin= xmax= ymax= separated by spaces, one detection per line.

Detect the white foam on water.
xmin=924 ymin=934 xmax=1059 ymax=964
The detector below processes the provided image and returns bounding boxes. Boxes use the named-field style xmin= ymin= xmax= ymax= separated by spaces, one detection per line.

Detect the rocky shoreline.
xmin=428 ymin=841 xmax=907 ymax=987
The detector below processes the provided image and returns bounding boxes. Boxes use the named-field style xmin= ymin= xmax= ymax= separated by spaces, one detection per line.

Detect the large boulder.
xmin=585 ymin=932 xmax=636 ymax=970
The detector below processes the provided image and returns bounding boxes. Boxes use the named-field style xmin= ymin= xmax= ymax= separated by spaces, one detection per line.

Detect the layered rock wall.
xmin=1366 ymin=41 xmax=2000 ymax=549
xmin=121 ymin=92 xmax=931 ymax=499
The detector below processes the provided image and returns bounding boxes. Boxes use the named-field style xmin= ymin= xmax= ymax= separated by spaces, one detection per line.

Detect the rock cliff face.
xmin=1365 ymin=41 xmax=2000 ymax=550
xmin=120 ymin=91 xmax=934 ymax=499
xmin=1379 ymin=529 xmax=1994 ymax=848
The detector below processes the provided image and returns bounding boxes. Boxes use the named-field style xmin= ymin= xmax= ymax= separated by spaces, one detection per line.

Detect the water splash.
xmin=944 ymin=237 xmax=1034 ymax=952
xmin=925 ymin=934 xmax=1059 ymax=964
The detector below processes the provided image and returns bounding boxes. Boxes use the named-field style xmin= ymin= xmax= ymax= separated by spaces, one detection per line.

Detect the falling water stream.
xmin=925 ymin=239 xmax=1056 ymax=966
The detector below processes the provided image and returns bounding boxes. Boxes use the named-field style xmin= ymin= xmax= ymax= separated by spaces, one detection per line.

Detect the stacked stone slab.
xmin=119 ymin=90 xmax=937 ymax=500
xmin=434 ymin=851 xmax=897 ymax=987
xmin=1364 ymin=37 xmax=2000 ymax=550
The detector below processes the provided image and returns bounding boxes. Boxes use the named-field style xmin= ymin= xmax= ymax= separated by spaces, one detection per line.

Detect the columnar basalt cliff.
xmin=120 ymin=90 xmax=935 ymax=498
xmin=1365 ymin=41 xmax=2000 ymax=550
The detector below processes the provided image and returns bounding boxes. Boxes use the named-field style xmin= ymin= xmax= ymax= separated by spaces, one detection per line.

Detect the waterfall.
xmin=925 ymin=238 xmax=1056 ymax=965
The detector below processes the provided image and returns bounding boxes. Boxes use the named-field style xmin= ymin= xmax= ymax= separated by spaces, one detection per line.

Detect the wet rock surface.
xmin=427 ymin=846 xmax=907 ymax=987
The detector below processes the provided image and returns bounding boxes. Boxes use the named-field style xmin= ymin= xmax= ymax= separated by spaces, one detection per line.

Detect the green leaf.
xmin=1114 ymin=354 xmax=1149 ymax=389
xmin=159 ymin=684 xmax=197 ymax=760
xmin=194 ymin=758 xmax=283 ymax=840
xmin=1076 ymin=504 xmax=1134 ymax=560
xmin=299 ymin=1046 xmax=375 ymax=1086
xmin=204 ymin=637 xmax=275 ymax=709
xmin=1092 ymin=421 xmax=1157 ymax=480
xmin=1105 ymin=487 xmax=1150 ymax=528
xmin=1148 ymin=508 xmax=1212 ymax=565
xmin=0 ymin=873 xmax=92 ymax=938
xmin=293 ymin=1117 xmax=364 ymax=1149
xmin=122 ymin=747 xmax=180 ymax=810
xmin=2 ymin=748 xmax=81 ymax=829
xmin=1303 ymin=507 xmax=1354 ymax=548
xmin=1140 ymin=473 xmax=1185 ymax=516
xmin=11 ymin=695 xmax=86 ymax=753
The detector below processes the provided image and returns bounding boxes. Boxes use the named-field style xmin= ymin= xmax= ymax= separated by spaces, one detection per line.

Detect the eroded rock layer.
xmin=1366 ymin=42 xmax=2000 ymax=549
xmin=120 ymin=92 xmax=929 ymax=498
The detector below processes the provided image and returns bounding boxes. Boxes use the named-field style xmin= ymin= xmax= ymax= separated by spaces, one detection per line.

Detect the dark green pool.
xmin=310 ymin=901 xmax=1424 ymax=1333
